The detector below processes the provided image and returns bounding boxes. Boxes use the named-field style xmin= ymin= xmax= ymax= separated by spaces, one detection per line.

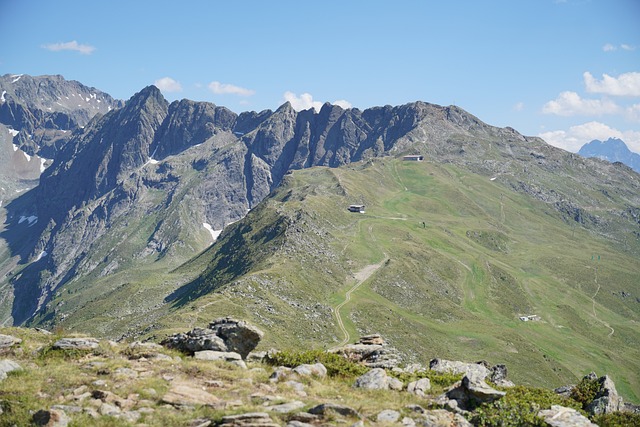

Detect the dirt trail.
xmin=330 ymin=258 xmax=387 ymax=350
xmin=589 ymin=266 xmax=615 ymax=338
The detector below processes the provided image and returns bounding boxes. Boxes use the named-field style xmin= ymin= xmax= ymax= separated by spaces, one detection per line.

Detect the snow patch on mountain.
xmin=203 ymin=223 xmax=222 ymax=243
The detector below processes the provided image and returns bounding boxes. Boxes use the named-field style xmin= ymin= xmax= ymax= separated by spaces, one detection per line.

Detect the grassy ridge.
xmin=157 ymin=158 xmax=639 ymax=402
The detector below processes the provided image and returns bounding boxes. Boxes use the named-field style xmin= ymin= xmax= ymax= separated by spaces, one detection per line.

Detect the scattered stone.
xmin=388 ymin=376 xmax=404 ymax=390
xmin=0 ymin=358 xmax=22 ymax=380
xmin=188 ymin=419 xmax=212 ymax=427
xmin=402 ymin=417 xmax=416 ymax=426
xmin=418 ymin=409 xmax=473 ymax=427
xmin=284 ymin=380 xmax=307 ymax=396
xmin=162 ymin=384 xmax=221 ymax=407
xmin=354 ymin=367 xmax=390 ymax=390
xmin=92 ymin=379 xmax=107 ymax=387
xmin=357 ymin=334 xmax=385 ymax=345
xmin=289 ymin=412 xmax=320 ymax=423
xmin=205 ymin=380 xmax=224 ymax=388
xmin=194 ymin=350 xmax=248 ymax=368
xmin=52 ymin=337 xmax=99 ymax=351
xmin=293 ymin=362 xmax=327 ymax=378
xmin=269 ymin=366 xmax=292 ymax=382
xmin=377 ymin=409 xmax=401 ymax=422
xmin=32 ymin=408 xmax=70 ymax=426
xmin=554 ymin=385 xmax=575 ymax=398
xmin=51 ymin=405 xmax=83 ymax=413
xmin=430 ymin=358 xmax=490 ymax=380
xmin=34 ymin=328 xmax=53 ymax=335
xmin=265 ymin=400 xmax=305 ymax=413
xmin=114 ymin=367 xmax=138 ymax=378
xmin=407 ymin=378 xmax=431 ymax=397
xmin=287 ymin=421 xmax=314 ymax=427
xmin=98 ymin=402 xmax=121 ymax=416
xmin=406 ymin=404 xmax=427 ymax=414
xmin=219 ymin=412 xmax=279 ymax=427
xmin=308 ymin=403 xmax=361 ymax=418
xmin=445 ymin=372 xmax=506 ymax=410
xmin=0 ymin=334 xmax=21 ymax=349
xmin=538 ymin=405 xmax=598 ymax=427
xmin=585 ymin=374 xmax=624 ymax=415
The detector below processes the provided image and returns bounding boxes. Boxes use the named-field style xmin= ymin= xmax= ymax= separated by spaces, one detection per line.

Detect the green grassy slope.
xmin=157 ymin=158 xmax=640 ymax=402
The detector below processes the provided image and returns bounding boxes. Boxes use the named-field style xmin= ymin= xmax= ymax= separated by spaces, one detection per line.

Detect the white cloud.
xmin=542 ymin=91 xmax=620 ymax=116
xmin=539 ymin=121 xmax=640 ymax=152
xmin=208 ymin=81 xmax=254 ymax=96
xmin=154 ymin=77 xmax=182 ymax=93
xmin=42 ymin=40 xmax=95 ymax=55
xmin=283 ymin=91 xmax=352 ymax=112
xmin=603 ymin=43 xmax=617 ymax=52
xmin=621 ymin=44 xmax=636 ymax=51
xmin=513 ymin=102 xmax=525 ymax=111
xmin=626 ymin=104 xmax=640 ymax=122
xmin=584 ymin=71 xmax=640 ymax=97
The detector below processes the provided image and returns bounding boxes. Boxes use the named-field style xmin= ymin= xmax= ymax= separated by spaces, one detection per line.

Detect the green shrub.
xmin=470 ymin=386 xmax=582 ymax=427
xmin=265 ymin=349 xmax=369 ymax=377
xmin=570 ymin=376 xmax=600 ymax=410
xmin=592 ymin=412 xmax=640 ymax=427
xmin=392 ymin=370 xmax=463 ymax=388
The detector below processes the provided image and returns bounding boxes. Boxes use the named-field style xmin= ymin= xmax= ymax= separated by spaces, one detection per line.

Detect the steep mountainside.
xmin=579 ymin=138 xmax=640 ymax=173
xmin=0 ymin=81 xmax=638 ymax=401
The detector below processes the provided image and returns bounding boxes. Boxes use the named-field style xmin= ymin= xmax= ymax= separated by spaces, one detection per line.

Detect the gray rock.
xmin=402 ymin=417 xmax=416 ymax=427
xmin=219 ymin=412 xmax=279 ymax=427
xmin=265 ymin=400 xmax=306 ymax=413
xmin=445 ymin=372 xmax=506 ymax=410
xmin=161 ymin=328 xmax=228 ymax=354
xmin=354 ymin=368 xmax=390 ymax=390
xmin=194 ymin=350 xmax=243 ymax=361
xmin=388 ymin=377 xmax=404 ymax=390
xmin=209 ymin=317 xmax=264 ymax=359
xmin=293 ymin=362 xmax=327 ymax=378
xmin=287 ymin=422 xmax=315 ymax=427
xmin=357 ymin=334 xmax=385 ymax=345
xmin=554 ymin=385 xmax=575 ymax=397
xmin=32 ymin=408 xmax=70 ymax=426
xmin=407 ymin=378 xmax=431 ymax=397
xmin=331 ymin=340 xmax=401 ymax=369
xmin=585 ymin=375 xmax=624 ymax=415
xmin=377 ymin=409 xmax=401 ymax=422
xmin=430 ymin=358 xmax=490 ymax=380
xmin=269 ymin=366 xmax=292 ymax=382
xmin=52 ymin=337 xmax=99 ymax=350
xmin=538 ymin=405 xmax=598 ymax=427
xmin=0 ymin=334 xmax=21 ymax=349
xmin=308 ymin=402 xmax=361 ymax=418
xmin=417 ymin=409 xmax=473 ymax=427
xmin=161 ymin=384 xmax=221 ymax=407
xmin=0 ymin=359 xmax=22 ymax=380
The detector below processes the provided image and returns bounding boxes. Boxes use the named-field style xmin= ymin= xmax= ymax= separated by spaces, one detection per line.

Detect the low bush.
xmin=265 ymin=349 xmax=369 ymax=377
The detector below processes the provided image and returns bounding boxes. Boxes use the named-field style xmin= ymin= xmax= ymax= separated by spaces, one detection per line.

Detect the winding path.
xmin=330 ymin=258 xmax=388 ymax=350
xmin=589 ymin=266 xmax=615 ymax=338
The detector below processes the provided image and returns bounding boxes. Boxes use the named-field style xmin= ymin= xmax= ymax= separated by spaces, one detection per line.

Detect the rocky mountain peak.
xmin=579 ymin=138 xmax=640 ymax=173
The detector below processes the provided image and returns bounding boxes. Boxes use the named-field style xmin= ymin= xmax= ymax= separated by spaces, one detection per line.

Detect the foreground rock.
xmin=52 ymin=337 xmax=100 ymax=350
xmin=330 ymin=334 xmax=401 ymax=368
xmin=445 ymin=372 xmax=506 ymax=410
xmin=585 ymin=374 xmax=624 ymax=415
xmin=162 ymin=317 xmax=263 ymax=359
xmin=538 ymin=405 xmax=598 ymax=427
xmin=353 ymin=367 xmax=402 ymax=390
xmin=0 ymin=334 xmax=22 ymax=349
xmin=161 ymin=384 xmax=221 ymax=407
xmin=0 ymin=359 xmax=22 ymax=380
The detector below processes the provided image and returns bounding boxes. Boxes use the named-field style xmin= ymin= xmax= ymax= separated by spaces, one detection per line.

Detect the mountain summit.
xmin=578 ymin=138 xmax=640 ymax=173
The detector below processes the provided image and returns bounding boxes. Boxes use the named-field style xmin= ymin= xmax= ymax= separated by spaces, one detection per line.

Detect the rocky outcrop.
xmin=444 ymin=372 xmax=506 ymax=410
xmin=0 ymin=334 xmax=21 ymax=349
xmin=52 ymin=337 xmax=99 ymax=350
xmin=585 ymin=374 xmax=624 ymax=415
xmin=162 ymin=318 xmax=263 ymax=359
xmin=330 ymin=334 xmax=401 ymax=368
xmin=0 ymin=358 xmax=21 ymax=380
xmin=353 ymin=367 xmax=402 ymax=390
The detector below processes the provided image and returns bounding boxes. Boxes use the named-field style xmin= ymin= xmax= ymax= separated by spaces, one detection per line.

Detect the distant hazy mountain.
xmin=578 ymin=138 xmax=640 ymax=173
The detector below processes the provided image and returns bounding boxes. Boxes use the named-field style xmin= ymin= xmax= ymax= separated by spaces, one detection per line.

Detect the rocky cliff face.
xmin=1 ymin=79 xmax=639 ymax=329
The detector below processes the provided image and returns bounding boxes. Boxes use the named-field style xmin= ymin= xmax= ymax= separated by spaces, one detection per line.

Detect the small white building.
xmin=519 ymin=315 xmax=540 ymax=322
xmin=348 ymin=204 xmax=365 ymax=213
xmin=403 ymin=155 xmax=424 ymax=161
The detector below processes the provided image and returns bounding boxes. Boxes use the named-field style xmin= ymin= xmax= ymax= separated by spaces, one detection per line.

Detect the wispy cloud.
xmin=539 ymin=121 xmax=640 ymax=153
xmin=208 ymin=81 xmax=254 ymax=96
xmin=542 ymin=91 xmax=619 ymax=116
xmin=42 ymin=40 xmax=95 ymax=55
xmin=584 ymin=71 xmax=640 ymax=97
xmin=513 ymin=102 xmax=525 ymax=111
xmin=283 ymin=91 xmax=352 ymax=112
xmin=154 ymin=77 xmax=183 ymax=93
xmin=602 ymin=43 xmax=636 ymax=52
xmin=621 ymin=44 xmax=636 ymax=51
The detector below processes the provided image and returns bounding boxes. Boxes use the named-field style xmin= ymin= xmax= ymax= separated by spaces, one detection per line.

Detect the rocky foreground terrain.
xmin=1 ymin=319 xmax=638 ymax=427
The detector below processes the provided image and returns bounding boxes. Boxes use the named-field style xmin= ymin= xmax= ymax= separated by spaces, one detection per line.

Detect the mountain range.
xmin=579 ymin=138 xmax=640 ymax=173
xmin=0 ymin=74 xmax=638 ymax=400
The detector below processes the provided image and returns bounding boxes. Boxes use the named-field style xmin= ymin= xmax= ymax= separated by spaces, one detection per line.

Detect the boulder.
xmin=353 ymin=368 xmax=390 ymax=390
xmin=407 ymin=378 xmax=431 ymax=397
xmin=0 ymin=359 xmax=22 ymax=380
xmin=209 ymin=317 xmax=264 ymax=359
xmin=52 ymin=337 xmax=99 ymax=350
xmin=292 ymin=362 xmax=327 ymax=378
xmin=0 ymin=334 xmax=21 ymax=349
xmin=219 ymin=412 xmax=279 ymax=427
xmin=377 ymin=409 xmax=401 ymax=423
xmin=585 ymin=375 xmax=624 ymax=415
xmin=429 ymin=358 xmax=490 ymax=380
xmin=417 ymin=409 xmax=473 ymax=427
xmin=161 ymin=384 xmax=221 ymax=407
xmin=308 ymin=403 xmax=361 ymax=418
xmin=194 ymin=350 xmax=242 ymax=361
xmin=538 ymin=405 xmax=598 ymax=427
xmin=330 ymin=339 xmax=401 ymax=369
xmin=265 ymin=400 xmax=306 ymax=413
xmin=162 ymin=318 xmax=264 ymax=359
xmin=32 ymin=408 xmax=70 ymax=426
xmin=357 ymin=334 xmax=385 ymax=345
xmin=445 ymin=372 xmax=506 ymax=410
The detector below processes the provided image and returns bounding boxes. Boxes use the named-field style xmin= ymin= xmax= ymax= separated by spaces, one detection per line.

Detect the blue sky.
xmin=1 ymin=0 xmax=639 ymax=152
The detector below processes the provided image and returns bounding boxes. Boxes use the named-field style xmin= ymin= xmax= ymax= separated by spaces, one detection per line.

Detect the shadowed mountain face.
xmin=579 ymin=138 xmax=640 ymax=173
xmin=0 ymin=78 xmax=638 ymax=335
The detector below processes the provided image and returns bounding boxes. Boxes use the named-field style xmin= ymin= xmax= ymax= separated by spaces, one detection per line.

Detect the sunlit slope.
xmin=159 ymin=158 xmax=640 ymax=401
